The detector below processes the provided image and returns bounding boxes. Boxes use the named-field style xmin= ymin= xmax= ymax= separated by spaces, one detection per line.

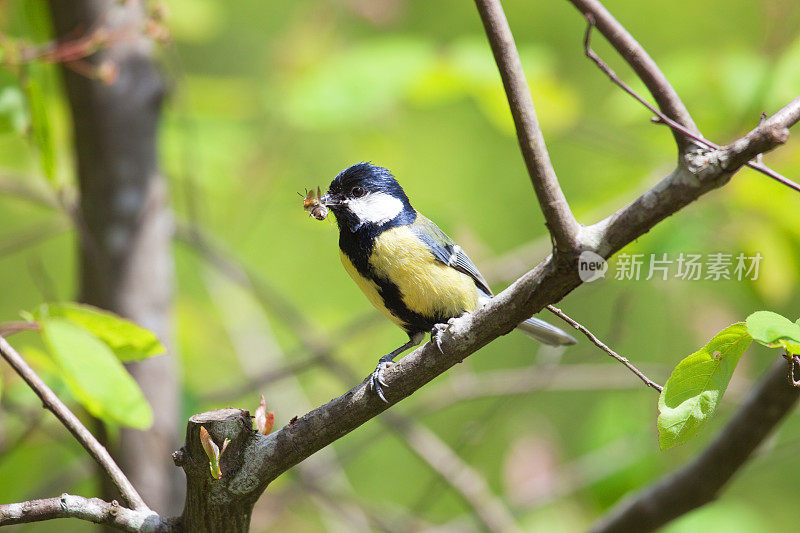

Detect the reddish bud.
xmin=255 ymin=394 xmax=275 ymax=435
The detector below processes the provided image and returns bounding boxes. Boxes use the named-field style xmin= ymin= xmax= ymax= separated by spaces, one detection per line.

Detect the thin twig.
xmin=474 ymin=0 xmax=580 ymax=252
xmin=582 ymin=15 xmax=800 ymax=194
xmin=0 ymin=335 xmax=148 ymax=510
xmin=0 ymin=321 xmax=40 ymax=337
xmin=546 ymin=305 xmax=663 ymax=392
xmin=0 ymin=396 xmax=67 ymax=448
xmin=567 ymin=0 xmax=699 ymax=147
xmin=0 ymin=172 xmax=60 ymax=208
xmin=0 ymin=220 xmax=69 ymax=259
xmin=0 ymin=173 xmax=109 ymax=268
xmin=591 ymin=96 xmax=799 ymax=256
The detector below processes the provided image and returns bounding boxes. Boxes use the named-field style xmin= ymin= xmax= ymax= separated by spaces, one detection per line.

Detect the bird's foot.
xmin=431 ymin=321 xmax=452 ymax=354
xmin=370 ymin=357 xmax=395 ymax=404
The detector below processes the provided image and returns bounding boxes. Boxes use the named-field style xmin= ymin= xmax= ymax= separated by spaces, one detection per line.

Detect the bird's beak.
xmin=320 ymin=193 xmax=339 ymax=206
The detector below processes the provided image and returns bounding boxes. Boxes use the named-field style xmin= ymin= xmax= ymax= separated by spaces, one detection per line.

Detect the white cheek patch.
xmin=346 ymin=191 xmax=404 ymax=225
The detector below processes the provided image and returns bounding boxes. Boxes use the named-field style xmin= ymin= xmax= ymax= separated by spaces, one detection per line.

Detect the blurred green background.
xmin=1 ymin=0 xmax=800 ymax=531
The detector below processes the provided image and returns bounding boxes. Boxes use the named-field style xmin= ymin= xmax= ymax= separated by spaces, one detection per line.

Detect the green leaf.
xmin=40 ymin=318 xmax=153 ymax=429
xmin=24 ymin=80 xmax=57 ymax=183
xmin=21 ymin=345 xmax=59 ymax=376
xmin=36 ymin=303 xmax=165 ymax=362
xmin=746 ymin=311 xmax=800 ymax=355
xmin=658 ymin=323 xmax=752 ymax=450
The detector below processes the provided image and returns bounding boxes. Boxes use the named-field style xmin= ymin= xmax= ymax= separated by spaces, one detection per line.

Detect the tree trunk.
xmin=175 ymin=410 xmax=257 ymax=533
xmin=47 ymin=0 xmax=181 ymax=515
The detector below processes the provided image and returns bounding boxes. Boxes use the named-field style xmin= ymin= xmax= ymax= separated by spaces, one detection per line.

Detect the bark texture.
xmin=174 ymin=410 xmax=258 ymax=533
xmin=46 ymin=0 xmax=181 ymax=514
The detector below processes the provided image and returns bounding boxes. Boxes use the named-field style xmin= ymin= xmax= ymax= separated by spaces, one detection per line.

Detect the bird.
xmin=320 ymin=162 xmax=576 ymax=402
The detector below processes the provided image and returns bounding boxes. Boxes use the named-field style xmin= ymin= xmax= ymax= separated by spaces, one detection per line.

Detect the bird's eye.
xmin=351 ymin=186 xmax=366 ymax=198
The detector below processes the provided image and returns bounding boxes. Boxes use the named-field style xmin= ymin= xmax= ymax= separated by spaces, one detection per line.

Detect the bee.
xmin=300 ymin=187 xmax=328 ymax=221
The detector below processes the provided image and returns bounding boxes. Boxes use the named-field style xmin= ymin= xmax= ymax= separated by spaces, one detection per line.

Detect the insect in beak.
xmin=301 ymin=187 xmax=329 ymax=220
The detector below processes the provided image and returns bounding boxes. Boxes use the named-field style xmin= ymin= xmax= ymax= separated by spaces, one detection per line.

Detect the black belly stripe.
xmin=338 ymin=214 xmax=442 ymax=335
xmin=372 ymin=276 xmax=441 ymax=334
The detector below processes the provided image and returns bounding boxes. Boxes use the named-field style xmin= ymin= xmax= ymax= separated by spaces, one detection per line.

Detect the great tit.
xmin=321 ymin=162 xmax=576 ymax=402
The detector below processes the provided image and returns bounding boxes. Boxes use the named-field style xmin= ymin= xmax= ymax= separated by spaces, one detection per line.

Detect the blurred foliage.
xmin=0 ymin=0 xmax=799 ymax=531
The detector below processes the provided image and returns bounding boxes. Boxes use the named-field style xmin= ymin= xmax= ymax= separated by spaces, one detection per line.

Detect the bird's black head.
xmin=322 ymin=162 xmax=415 ymax=232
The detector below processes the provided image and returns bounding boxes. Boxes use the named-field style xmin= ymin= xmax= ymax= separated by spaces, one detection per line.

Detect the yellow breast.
xmin=370 ymin=226 xmax=478 ymax=319
xmin=340 ymin=250 xmax=407 ymax=327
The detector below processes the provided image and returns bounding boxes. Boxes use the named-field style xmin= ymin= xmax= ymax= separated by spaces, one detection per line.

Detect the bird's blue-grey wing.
xmin=410 ymin=214 xmax=493 ymax=296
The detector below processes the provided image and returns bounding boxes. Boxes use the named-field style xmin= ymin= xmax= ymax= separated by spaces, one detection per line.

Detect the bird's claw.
xmin=431 ymin=323 xmax=449 ymax=354
xmin=370 ymin=360 xmax=394 ymax=403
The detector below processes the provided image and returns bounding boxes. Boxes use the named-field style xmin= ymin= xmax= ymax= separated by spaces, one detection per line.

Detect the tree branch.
xmin=0 ymin=335 xmax=148 ymax=511
xmin=566 ymin=0 xmax=699 ymax=148
xmin=591 ymin=99 xmax=800 ymax=256
xmin=474 ymin=0 xmax=580 ymax=252
xmin=0 ymin=321 xmax=40 ymax=336
xmin=590 ymin=359 xmax=800 ymax=533
xmin=0 ymin=494 xmax=171 ymax=532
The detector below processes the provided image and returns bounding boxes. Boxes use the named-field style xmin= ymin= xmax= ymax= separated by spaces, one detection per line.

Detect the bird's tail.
xmin=478 ymin=292 xmax=576 ymax=346
xmin=515 ymin=316 xmax=577 ymax=346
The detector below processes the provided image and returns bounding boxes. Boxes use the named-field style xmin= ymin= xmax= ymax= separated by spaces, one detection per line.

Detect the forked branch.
xmin=581 ymin=14 xmax=800 ymax=193
xmin=567 ymin=0 xmax=699 ymax=147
